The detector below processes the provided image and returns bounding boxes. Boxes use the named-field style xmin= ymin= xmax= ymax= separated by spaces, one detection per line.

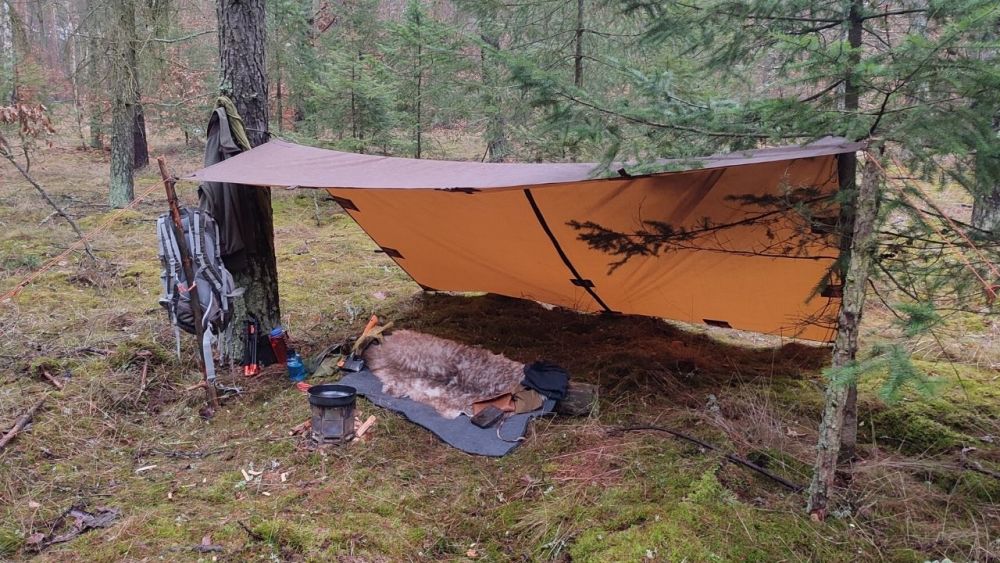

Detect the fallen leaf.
xmin=466 ymin=548 xmax=478 ymax=558
xmin=202 ymin=534 xmax=212 ymax=546
xmin=26 ymin=533 xmax=45 ymax=545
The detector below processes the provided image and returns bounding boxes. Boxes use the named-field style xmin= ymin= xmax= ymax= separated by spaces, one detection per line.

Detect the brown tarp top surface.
xmin=185 ymin=137 xmax=863 ymax=341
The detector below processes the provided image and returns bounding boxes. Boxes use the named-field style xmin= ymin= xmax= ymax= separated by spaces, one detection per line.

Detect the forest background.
xmin=2 ymin=0 xmax=1000 ymax=560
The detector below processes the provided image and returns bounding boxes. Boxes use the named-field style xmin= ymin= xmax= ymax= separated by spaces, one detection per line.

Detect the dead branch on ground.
xmin=38 ymin=368 xmax=64 ymax=390
xmin=0 ymin=396 xmax=48 ymax=450
xmin=611 ymin=424 xmax=805 ymax=492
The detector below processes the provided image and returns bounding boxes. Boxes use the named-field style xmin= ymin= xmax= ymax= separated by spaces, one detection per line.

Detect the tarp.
xmin=185 ymin=137 xmax=863 ymax=341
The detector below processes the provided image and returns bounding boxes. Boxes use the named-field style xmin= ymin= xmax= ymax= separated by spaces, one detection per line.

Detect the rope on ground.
xmin=610 ymin=424 xmax=806 ymax=492
xmin=0 ymin=181 xmax=163 ymax=304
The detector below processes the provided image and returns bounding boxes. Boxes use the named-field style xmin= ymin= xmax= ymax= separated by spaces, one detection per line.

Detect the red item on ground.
xmin=269 ymin=326 xmax=290 ymax=364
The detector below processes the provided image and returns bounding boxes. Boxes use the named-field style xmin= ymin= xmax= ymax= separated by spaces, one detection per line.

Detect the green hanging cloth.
xmin=215 ymin=95 xmax=252 ymax=152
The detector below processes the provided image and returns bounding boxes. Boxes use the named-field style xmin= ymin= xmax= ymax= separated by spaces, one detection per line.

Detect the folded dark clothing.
xmin=521 ymin=361 xmax=569 ymax=400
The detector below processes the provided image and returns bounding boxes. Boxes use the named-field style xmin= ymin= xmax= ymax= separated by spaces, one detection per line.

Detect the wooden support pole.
xmin=157 ymin=156 xmax=219 ymax=412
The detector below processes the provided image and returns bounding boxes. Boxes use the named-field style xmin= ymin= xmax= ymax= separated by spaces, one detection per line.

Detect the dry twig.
xmin=0 ymin=396 xmax=48 ymax=450
xmin=0 ymin=131 xmax=97 ymax=261
xmin=611 ymin=424 xmax=805 ymax=492
xmin=38 ymin=369 xmax=64 ymax=390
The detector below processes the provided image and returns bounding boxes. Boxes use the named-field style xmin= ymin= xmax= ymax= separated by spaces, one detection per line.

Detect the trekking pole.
xmin=157 ymin=156 xmax=220 ymax=412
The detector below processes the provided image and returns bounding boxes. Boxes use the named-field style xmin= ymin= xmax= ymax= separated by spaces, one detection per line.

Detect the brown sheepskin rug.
xmin=363 ymin=330 xmax=524 ymax=418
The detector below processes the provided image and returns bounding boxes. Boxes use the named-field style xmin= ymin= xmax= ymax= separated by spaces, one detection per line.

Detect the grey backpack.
xmin=156 ymin=207 xmax=243 ymax=382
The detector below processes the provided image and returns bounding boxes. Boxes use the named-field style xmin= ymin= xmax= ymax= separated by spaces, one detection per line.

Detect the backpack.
xmin=156 ymin=207 xmax=243 ymax=382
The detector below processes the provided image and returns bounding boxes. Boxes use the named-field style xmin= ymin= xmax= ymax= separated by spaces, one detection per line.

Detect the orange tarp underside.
xmin=328 ymin=156 xmax=841 ymax=341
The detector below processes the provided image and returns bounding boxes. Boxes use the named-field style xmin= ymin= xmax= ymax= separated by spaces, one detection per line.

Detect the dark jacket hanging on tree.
xmin=198 ymin=98 xmax=256 ymax=271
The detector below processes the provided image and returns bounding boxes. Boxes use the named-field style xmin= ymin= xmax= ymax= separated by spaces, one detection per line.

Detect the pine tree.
xmin=108 ymin=0 xmax=138 ymax=208
xmin=382 ymin=0 xmax=472 ymax=158
xmin=517 ymin=0 xmax=1000 ymax=517
xmin=218 ymin=0 xmax=282 ymax=351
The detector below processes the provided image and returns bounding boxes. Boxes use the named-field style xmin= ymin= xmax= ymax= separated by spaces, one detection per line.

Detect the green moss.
xmin=262 ymin=439 xmax=295 ymax=458
xmin=189 ymin=471 xmax=243 ymax=503
xmin=148 ymin=515 xmax=189 ymax=541
xmin=870 ymin=404 xmax=971 ymax=454
xmin=108 ymin=339 xmax=173 ymax=371
xmin=322 ymin=512 xmax=425 ymax=558
xmin=78 ymin=209 xmax=144 ymax=231
xmin=1 ymin=251 xmax=42 ymax=272
xmin=749 ymin=448 xmax=812 ymax=482
xmin=131 ymin=481 xmax=172 ymax=507
xmin=253 ymin=519 xmax=314 ymax=552
xmin=684 ymin=468 xmax=736 ymax=506
xmin=0 ymin=527 xmax=23 ymax=558
xmin=956 ymin=472 xmax=1000 ymax=502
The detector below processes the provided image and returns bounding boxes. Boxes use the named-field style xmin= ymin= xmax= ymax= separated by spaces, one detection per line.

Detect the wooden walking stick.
xmin=158 ymin=157 xmax=219 ymax=412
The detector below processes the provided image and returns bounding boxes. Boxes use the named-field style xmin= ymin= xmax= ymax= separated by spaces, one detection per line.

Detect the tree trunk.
xmin=972 ymin=186 xmax=1000 ymax=233
xmin=275 ymin=48 xmax=283 ymax=133
xmin=414 ymin=9 xmax=423 ymax=160
xmin=350 ymin=53 xmax=358 ymax=141
xmin=70 ymin=31 xmax=86 ymax=149
xmin=836 ymin=153 xmax=860 ymax=462
xmin=7 ymin=0 xmax=26 ymax=104
xmin=133 ymin=101 xmax=149 ymax=169
xmin=108 ymin=0 xmax=138 ymax=208
xmin=807 ymin=150 xmax=881 ymax=520
xmin=87 ymin=33 xmax=103 ymax=150
xmin=480 ymin=30 xmax=511 ymax=163
xmin=573 ymin=0 xmax=584 ymax=88
xmin=972 ymin=115 xmax=1000 ymax=234
xmin=835 ymin=0 xmax=864 ymax=461
xmin=217 ymin=0 xmax=281 ymax=355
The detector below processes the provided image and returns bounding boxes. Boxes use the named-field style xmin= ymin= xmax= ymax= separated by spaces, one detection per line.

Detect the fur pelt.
xmin=363 ymin=330 xmax=524 ymax=418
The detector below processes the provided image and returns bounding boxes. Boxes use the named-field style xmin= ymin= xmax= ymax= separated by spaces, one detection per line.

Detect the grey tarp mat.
xmin=337 ymin=370 xmax=556 ymax=457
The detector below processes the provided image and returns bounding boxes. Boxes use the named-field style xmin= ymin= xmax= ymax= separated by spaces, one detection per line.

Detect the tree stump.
xmin=555 ymin=382 xmax=598 ymax=416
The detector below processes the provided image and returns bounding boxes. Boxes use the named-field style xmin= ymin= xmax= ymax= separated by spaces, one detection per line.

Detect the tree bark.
xmin=835 ymin=0 xmax=864 ymax=461
xmin=480 ymin=30 xmax=511 ymax=163
xmin=108 ymin=0 xmax=138 ymax=208
xmin=413 ymin=7 xmax=423 ymax=159
xmin=217 ymin=0 xmax=281 ymax=356
xmin=807 ymin=150 xmax=881 ymax=520
xmin=573 ymin=0 xmax=584 ymax=88
xmin=274 ymin=48 xmax=283 ymax=133
xmin=972 ymin=186 xmax=1000 ymax=233
xmin=133 ymin=101 xmax=149 ymax=169
xmin=86 ymin=33 xmax=103 ymax=149
xmin=837 ymin=154 xmax=860 ymax=461
xmin=972 ymin=114 xmax=1000 ymax=234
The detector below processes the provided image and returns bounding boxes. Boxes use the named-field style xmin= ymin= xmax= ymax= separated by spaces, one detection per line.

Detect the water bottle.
xmin=286 ymin=349 xmax=307 ymax=382
xmin=269 ymin=326 xmax=289 ymax=363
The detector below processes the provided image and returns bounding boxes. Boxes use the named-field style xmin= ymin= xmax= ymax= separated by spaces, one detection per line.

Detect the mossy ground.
xmin=1 ymin=128 xmax=998 ymax=561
